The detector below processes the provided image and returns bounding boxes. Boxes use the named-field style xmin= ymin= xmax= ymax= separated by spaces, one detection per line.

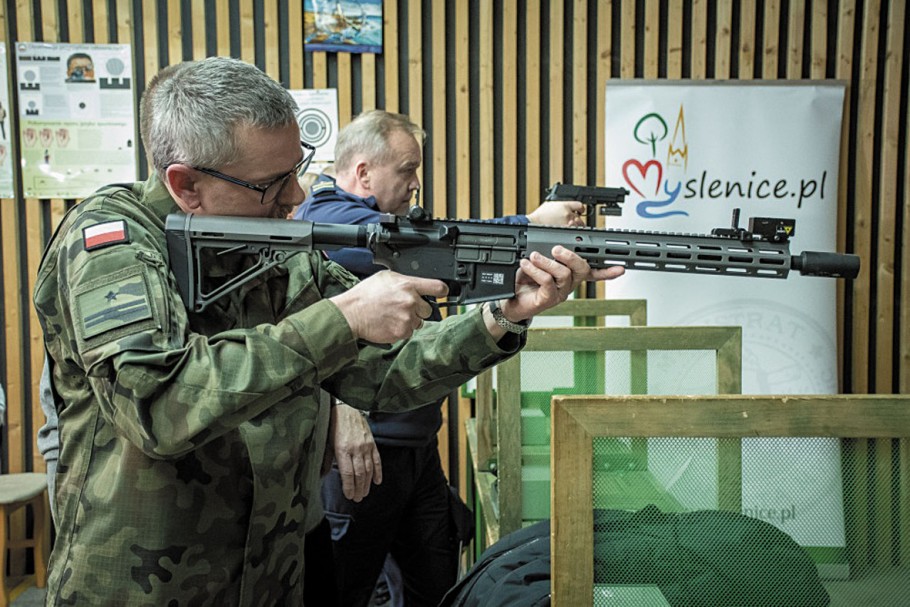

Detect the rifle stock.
xmin=165 ymin=208 xmax=860 ymax=313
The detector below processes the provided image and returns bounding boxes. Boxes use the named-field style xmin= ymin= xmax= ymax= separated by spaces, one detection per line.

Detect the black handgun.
xmin=544 ymin=183 xmax=630 ymax=216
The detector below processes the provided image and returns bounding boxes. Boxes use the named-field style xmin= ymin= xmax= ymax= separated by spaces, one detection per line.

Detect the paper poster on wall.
xmin=0 ymin=46 xmax=14 ymax=197
xmin=604 ymin=81 xmax=848 ymax=577
xmin=304 ymin=0 xmax=383 ymax=54
xmin=289 ymin=88 xmax=339 ymax=169
xmin=16 ymin=42 xmax=136 ymax=199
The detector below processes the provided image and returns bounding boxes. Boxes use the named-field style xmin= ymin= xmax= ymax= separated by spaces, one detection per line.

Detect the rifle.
xmin=544 ymin=182 xmax=629 ymax=216
xmin=165 ymin=207 xmax=860 ymax=313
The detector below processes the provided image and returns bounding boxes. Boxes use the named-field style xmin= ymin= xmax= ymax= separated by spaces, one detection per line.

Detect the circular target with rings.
xmin=296 ymin=108 xmax=333 ymax=148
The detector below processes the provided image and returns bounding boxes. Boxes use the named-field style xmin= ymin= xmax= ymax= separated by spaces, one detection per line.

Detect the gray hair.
xmin=334 ymin=109 xmax=425 ymax=173
xmin=140 ymin=57 xmax=299 ymax=176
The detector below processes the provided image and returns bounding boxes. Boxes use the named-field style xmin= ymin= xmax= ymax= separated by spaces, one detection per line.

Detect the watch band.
xmin=487 ymin=299 xmax=531 ymax=334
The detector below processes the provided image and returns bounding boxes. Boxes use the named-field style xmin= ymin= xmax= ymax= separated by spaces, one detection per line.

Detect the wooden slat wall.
xmin=0 ymin=0 xmax=907 ymax=563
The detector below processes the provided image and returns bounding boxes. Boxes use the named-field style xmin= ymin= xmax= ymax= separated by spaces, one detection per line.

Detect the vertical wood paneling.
xmin=263 ymin=0 xmax=278 ymax=78
xmin=116 ymin=0 xmax=130 ymax=43
xmin=875 ymin=0 xmax=904 ymax=395
xmin=1 ymin=196 xmax=24 ymax=476
xmin=666 ymin=0 xmax=683 ymax=78
xmin=808 ymin=4 xmax=828 ymax=71
xmin=167 ymin=0 xmax=182 ymax=64
xmin=739 ymin=0 xmax=757 ymax=79
xmin=620 ymin=1 xmax=634 ymax=78
xmin=215 ymin=0 xmax=230 ymax=55
xmin=787 ymin=0 xmax=806 ymax=79
xmin=141 ymin=1 xmax=158 ymax=84
xmin=336 ymin=53 xmax=351 ymax=122
xmin=406 ymin=0 xmax=421 ymax=190
xmin=360 ymin=52 xmax=376 ymax=113
xmin=67 ymin=0 xmax=83 ymax=41
xmin=762 ymin=0 xmax=781 ymax=78
xmin=853 ymin=0 xmax=880 ymax=393
xmin=382 ymin=0 xmax=398 ymax=112
xmin=288 ymin=1 xmax=303 ymax=89
xmin=572 ymin=0 xmax=587 ymax=186
xmin=191 ymin=1 xmax=206 ymax=59
xmin=501 ymin=0 xmax=517 ymax=216
xmin=430 ymin=0 xmax=446 ymax=213
xmin=643 ymin=0 xmax=659 ymax=77
xmin=478 ymin=0 xmax=493 ymax=218
xmin=595 ymin=0 xmax=612 ymax=189
xmin=93 ymin=0 xmax=109 ymax=43
xmin=716 ymin=0 xmax=733 ymax=79
xmin=547 ymin=0 xmax=564 ymax=182
xmin=454 ymin=0 xmax=469 ymax=219
xmin=690 ymin=0 xmax=707 ymax=78
xmin=311 ymin=53 xmax=326 ymax=88
xmin=903 ymin=47 xmax=910 ymax=397
xmin=524 ymin=0 xmax=541 ymax=212
xmin=239 ymin=0 xmax=254 ymax=63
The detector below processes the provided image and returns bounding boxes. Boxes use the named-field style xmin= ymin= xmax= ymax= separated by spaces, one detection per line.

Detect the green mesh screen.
xmin=591 ymin=436 xmax=910 ymax=606
xmin=517 ymin=349 xmax=719 ymax=523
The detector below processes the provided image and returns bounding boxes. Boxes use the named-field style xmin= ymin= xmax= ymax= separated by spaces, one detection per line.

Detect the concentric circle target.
xmin=296 ymin=108 xmax=333 ymax=148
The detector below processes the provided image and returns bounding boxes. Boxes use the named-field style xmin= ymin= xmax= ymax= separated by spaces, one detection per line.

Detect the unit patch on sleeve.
xmin=83 ymin=220 xmax=130 ymax=251
xmin=76 ymin=270 xmax=153 ymax=340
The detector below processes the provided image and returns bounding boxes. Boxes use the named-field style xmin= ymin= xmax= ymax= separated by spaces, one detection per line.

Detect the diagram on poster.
xmin=289 ymin=88 xmax=339 ymax=167
xmin=0 ymin=46 xmax=14 ymax=197
xmin=16 ymin=42 xmax=136 ymax=198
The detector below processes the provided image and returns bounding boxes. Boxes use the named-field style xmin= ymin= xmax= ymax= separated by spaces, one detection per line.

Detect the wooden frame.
xmin=474 ymin=299 xmax=648 ymax=468
xmin=471 ymin=324 xmax=742 ymax=547
xmin=550 ymin=395 xmax=910 ymax=607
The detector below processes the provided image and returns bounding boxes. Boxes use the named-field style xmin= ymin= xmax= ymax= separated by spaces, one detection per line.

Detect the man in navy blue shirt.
xmin=294 ymin=109 xmax=590 ymax=607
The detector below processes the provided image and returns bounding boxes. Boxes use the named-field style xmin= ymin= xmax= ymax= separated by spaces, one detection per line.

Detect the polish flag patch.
xmin=83 ymin=220 xmax=129 ymax=251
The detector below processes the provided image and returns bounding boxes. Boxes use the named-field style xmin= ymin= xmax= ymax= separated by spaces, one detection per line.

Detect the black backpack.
xmin=440 ymin=505 xmax=830 ymax=607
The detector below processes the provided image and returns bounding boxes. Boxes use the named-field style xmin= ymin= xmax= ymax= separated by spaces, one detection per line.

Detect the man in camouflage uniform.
xmin=33 ymin=57 xmax=620 ymax=606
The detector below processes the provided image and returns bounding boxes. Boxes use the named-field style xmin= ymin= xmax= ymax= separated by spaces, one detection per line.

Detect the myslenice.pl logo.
xmin=620 ymin=106 xmax=829 ymax=219
xmin=742 ymin=504 xmax=798 ymax=525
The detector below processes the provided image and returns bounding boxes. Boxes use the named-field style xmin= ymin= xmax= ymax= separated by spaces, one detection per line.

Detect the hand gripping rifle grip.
xmin=791 ymin=251 xmax=860 ymax=279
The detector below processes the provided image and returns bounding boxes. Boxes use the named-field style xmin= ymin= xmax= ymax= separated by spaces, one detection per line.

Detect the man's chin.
xmin=270 ymin=204 xmax=295 ymax=219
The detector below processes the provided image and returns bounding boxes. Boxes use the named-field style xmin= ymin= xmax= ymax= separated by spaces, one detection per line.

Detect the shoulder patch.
xmin=312 ymin=180 xmax=334 ymax=194
xmin=76 ymin=268 xmax=153 ymax=340
xmin=83 ymin=220 xmax=129 ymax=251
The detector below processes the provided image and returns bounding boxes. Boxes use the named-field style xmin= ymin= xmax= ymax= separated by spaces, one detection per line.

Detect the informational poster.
xmin=16 ymin=42 xmax=136 ymax=199
xmin=304 ymin=0 xmax=383 ymax=54
xmin=604 ymin=81 xmax=848 ymax=577
xmin=289 ymin=88 xmax=340 ymax=167
xmin=0 ymin=46 xmax=14 ymax=197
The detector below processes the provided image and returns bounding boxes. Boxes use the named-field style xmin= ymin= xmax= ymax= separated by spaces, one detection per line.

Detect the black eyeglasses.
xmin=193 ymin=140 xmax=316 ymax=206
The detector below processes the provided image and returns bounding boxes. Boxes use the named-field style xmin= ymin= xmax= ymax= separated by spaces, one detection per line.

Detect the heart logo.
xmin=622 ymin=159 xmax=663 ymax=198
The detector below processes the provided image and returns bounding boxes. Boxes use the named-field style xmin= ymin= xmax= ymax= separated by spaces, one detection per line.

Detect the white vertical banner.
xmin=604 ymin=81 xmax=848 ymax=576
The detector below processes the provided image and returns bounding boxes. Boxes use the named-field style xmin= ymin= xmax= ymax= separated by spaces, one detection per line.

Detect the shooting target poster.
xmin=0 ymin=46 xmax=14 ymax=197
xmin=16 ymin=42 xmax=136 ymax=199
xmin=289 ymin=88 xmax=339 ymax=166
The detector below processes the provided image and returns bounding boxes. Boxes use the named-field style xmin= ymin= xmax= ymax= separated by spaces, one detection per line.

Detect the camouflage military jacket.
xmin=33 ymin=177 xmax=521 ymax=606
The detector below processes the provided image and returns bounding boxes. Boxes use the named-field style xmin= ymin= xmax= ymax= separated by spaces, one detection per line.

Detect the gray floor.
xmin=9 ymin=583 xmax=44 ymax=606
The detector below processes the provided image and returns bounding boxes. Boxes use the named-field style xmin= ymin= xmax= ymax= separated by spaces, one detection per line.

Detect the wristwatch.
xmin=487 ymin=299 xmax=531 ymax=334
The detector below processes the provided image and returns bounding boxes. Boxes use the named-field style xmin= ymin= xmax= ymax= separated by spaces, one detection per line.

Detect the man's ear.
xmin=164 ymin=165 xmax=203 ymax=213
xmin=353 ymin=159 xmax=371 ymax=190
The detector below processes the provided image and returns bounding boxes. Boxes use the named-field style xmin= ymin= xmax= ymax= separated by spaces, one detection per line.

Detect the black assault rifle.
xmin=165 ymin=207 xmax=860 ymax=313
xmin=545 ymin=182 xmax=629 ymax=216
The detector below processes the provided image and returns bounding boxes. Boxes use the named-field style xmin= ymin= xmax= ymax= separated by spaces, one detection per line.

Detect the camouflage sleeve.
xmin=320 ymin=308 xmax=520 ymax=414
xmin=42 ymin=209 xmax=362 ymax=459
xmin=313 ymin=261 xmax=523 ymax=413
